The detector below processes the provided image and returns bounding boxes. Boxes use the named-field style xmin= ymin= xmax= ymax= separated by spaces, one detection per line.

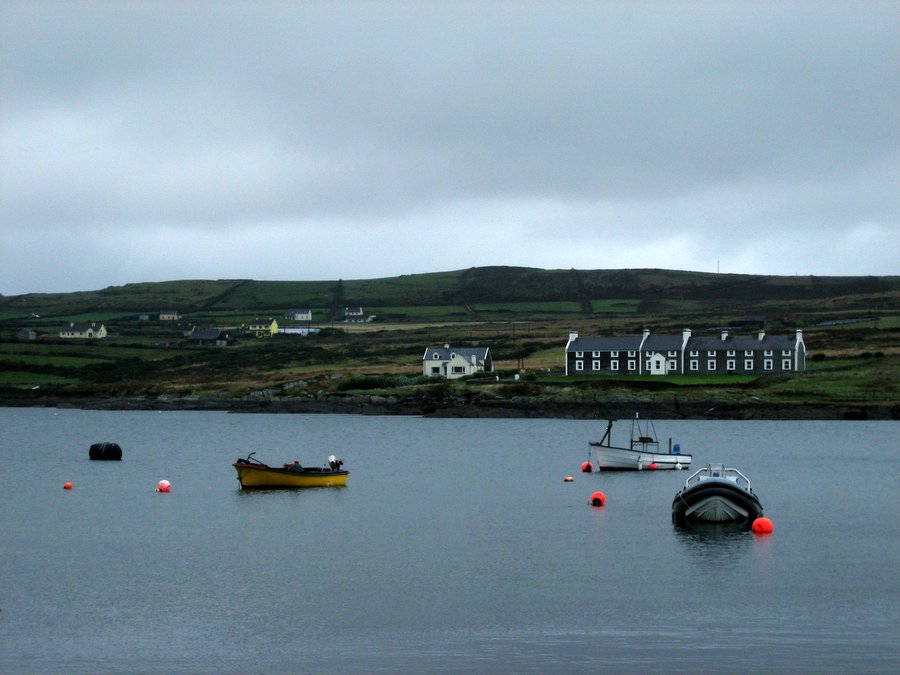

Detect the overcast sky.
xmin=2 ymin=1 xmax=897 ymax=295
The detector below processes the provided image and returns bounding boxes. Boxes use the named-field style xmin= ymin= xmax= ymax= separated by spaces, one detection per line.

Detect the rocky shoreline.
xmin=3 ymin=393 xmax=897 ymax=420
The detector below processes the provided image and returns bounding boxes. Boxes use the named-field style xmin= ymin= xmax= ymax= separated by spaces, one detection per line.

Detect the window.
xmin=707 ymin=360 xmax=716 ymax=370
xmin=782 ymin=359 xmax=792 ymax=370
xmin=668 ymin=351 xmax=677 ymax=357
xmin=668 ymin=359 xmax=677 ymax=370
xmin=744 ymin=359 xmax=754 ymax=370
xmin=576 ymin=351 xmax=584 ymax=358
xmin=627 ymin=360 xmax=636 ymax=371
xmin=575 ymin=360 xmax=584 ymax=371
xmin=744 ymin=350 xmax=753 ymax=357
xmin=592 ymin=351 xmax=601 ymax=357
xmin=451 ymin=366 xmax=466 ymax=374
xmin=690 ymin=350 xmax=699 ymax=357
xmin=707 ymin=350 xmax=715 ymax=357
xmin=646 ymin=361 xmax=653 ymax=370
xmin=690 ymin=360 xmax=699 ymax=371
xmin=433 ymin=353 xmax=440 ymax=359
xmin=764 ymin=350 xmax=773 ymax=356
xmin=611 ymin=360 xmax=619 ymax=371
xmin=727 ymin=349 xmax=735 ymax=356
xmin=592 ymin=361 xmax=602 ymax=371
xmin=431 ymin=366 xmax=440 ymax=375
xmin=764 ymin=359 xmax=773 ymax=371
xmin=628 ymin=350 xmax=636 ymax=357
xmin=726 ymin=360 xmax=736 ymax=371
xmin=611 ymin=350 xmax=619 ymax=357
xmin=782 ymin=350 xmax=791 ymax=356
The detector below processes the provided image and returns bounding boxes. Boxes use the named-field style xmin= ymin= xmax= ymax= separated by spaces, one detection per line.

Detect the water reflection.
xmin=672 ymin=522 xmax=753 ymax=568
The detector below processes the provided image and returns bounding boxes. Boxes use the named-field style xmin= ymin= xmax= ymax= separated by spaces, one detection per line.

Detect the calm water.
xmin=1 ymin=408 xmax=897 ymax=674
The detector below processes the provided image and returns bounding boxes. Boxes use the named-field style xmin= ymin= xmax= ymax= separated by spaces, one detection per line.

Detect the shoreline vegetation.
xmin=1 ymin=268 xmax=897 ymax=420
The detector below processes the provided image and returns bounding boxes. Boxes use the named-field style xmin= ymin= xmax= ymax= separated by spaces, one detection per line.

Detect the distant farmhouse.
xmin=187 ymin=328 xmax=229 ymax=347
xmin=159 ymin=310 xmax=180 ymax=321
xmin=565 ymin=329 xmax=806 ymax=376
xmin=343 ymin=307 xmax=375 ymax=323
xmin=423 ymin=344 xmax=493 ymax=379
xmin=59 ymin=322 xmax=108 ymax=339
xmin=284 ymin=309 xmax=313 ymax=322
xmin=247 ymin=318 xmax=278 ymax=337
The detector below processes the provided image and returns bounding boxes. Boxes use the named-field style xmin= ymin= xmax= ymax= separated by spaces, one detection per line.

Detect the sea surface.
xmin=1 ymin=408 xmax=897 ymax=674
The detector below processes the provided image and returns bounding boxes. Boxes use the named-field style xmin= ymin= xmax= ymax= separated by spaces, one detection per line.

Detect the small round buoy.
xmin=752 ymin=517 xmax=773 ymax=534
xmin=581 ymin=461 xmax=593 ymax=473
xmin=675 ymin=462 xmax=683 ymax=470
xmin=589 ymin=491 xmax=606 ymax=507
xmin=63 ymin=482 xmax=73 ymax=490
xmin=648 ymin=462 xmax=658 ymax=470
xmin=563 ymin=476 xmax=574 ymax=482
xmin=156 ymin=480 xmax=171 ymax=493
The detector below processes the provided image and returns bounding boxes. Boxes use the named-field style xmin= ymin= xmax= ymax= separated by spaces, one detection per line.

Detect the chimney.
xmin=758 ymin=330 xmax=765 ymax=341
xmin=720 ymin=330 xmax=728 ymax=341
xmin=682 ymin=328 xmax=691 ymax=342
xmin=444 ymin=343 xmax=450 ymax=350
xmin=568 ymin=331 xmax=578 ymax=342
xmin=642 ymin=328 xmax=650 ymax=340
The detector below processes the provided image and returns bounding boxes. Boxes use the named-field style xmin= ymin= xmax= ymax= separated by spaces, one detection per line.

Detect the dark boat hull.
xmin=672 ymin=480 xmax=763 ymax=525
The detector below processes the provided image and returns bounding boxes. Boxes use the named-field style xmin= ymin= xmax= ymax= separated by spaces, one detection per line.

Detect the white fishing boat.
xmin=586 ymin=414 xmax=691 ymax=471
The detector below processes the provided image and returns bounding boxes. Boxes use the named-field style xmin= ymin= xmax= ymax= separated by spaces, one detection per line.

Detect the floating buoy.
xmin=590 ymin=491 xmax=606 ymax=507
xmin=675 ymin=462 xmax=683 ymax=470
xmin=752 ymin=517 xmax=773 ymax=534
xmin=563 ymin=476 xmax=574 ymax=482
xmin=581 ymin=461 xmax=593 ymax=473
xmin=156 ymin=480 xmax=171 ymax=493
xmin=63 ymin=482 xmax=73 ymax=490
xmin=649 ymin=462 xmax=658 ymax=470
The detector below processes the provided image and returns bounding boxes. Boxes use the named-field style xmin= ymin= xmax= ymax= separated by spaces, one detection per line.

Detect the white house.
xmin=59 ymin=322 xmax=108 ymax=339
xmin=422 ymin=344 xmax=493 ymax=379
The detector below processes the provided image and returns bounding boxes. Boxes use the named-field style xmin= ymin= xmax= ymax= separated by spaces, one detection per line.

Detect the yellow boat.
xmin=233 ymin=453 xmax=349 ymax=489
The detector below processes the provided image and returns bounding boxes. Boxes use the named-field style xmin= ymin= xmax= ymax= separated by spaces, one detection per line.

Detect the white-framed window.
xmin=690 ymin=350 xmax=699 ymax=357
xmin=431 ymin=366 xmax=440 ymax=375
xmin=452 ymin=366 xmax=466 ymax=374
xmin=576 ymin=351 xmax=584 ymax=357
xmin=782 ymin=350 xmax=791 ymax=356
xmin=744 ymin=350 xmax=753 ymax=357
xmin=668 ymin=359 xmax=677 ymax=370
xmin=782 ymin=359 xmax=792 ymax=370
xmin=575 ymin=360 xmax=584 ymax=371
xmin=744 ymin=359 xmax=754 ymax=370
xmin=727 ymin=349 xmax=735 ymax=356
xmin=707 ymin=350 xmax=715 ymax=357
xmin=592 ymin=361 xmax=602 ymax=371
xmin=611 ymin=350 xmax=618 ymax=357
xmin=690 ymin=360 xmax=699 ymax=371
xmin=764 ymin=359 xmax=773 ymax=371
xmin=433 ymin=353 xmax=440 ymax=359
xmin=668 ymin=351 xmax=677 ymax=357
xmin=726 ymin=359 xmax=736 ymax=371
xmin=707 ymin=360 xmax=716 ymax=370
xmin=764 ymin=350 xmax=773 ymax=356
xmin=627 ymin=360 xmax=636 ymax=371
xmin=646 ymin=361 xmax=653 ymax=370
xmin=592 ymin=351 xmax=601 ymax=357
xmin=628 ymin=350 xmax=636 ymax=357
xmin=611 ymin=360 xmax=619 ymax=371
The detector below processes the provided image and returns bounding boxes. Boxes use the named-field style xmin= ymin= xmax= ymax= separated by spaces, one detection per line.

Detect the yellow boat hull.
xmin=233 ymin=463 xmax=349 ymax=489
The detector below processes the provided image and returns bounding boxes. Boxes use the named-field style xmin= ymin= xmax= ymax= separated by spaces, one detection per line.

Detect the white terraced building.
xmin=565 ymin=329 xmax=806 ymax=376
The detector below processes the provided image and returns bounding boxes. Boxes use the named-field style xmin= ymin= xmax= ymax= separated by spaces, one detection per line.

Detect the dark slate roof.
xmin=688 ymin=334 xmax=795 ymax=351
xmin=568 ymin=336 xmax=643 ymax=352
xmin=423 ymin=346 xmax=490 ymax=361
xmin=642 ymin=335 xmax=683 ymax=351
xmin=190 ymin=329 xmax=227 ymax=341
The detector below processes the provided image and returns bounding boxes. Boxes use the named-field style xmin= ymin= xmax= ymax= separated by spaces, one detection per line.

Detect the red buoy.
xmin=648 ymin=462 xmax=658 ymax=470
xmin=156 ymin=480 xmax=171 ymax=493
xmin=752 ymin=517 xmax=773 ymax=534
xmin=63 ymin=482 xmax=73 ymax=490
xmin=581 ymin=461 xmax=593 ymax=473
xmin=590 ymin=491 xmax=606 ymax=507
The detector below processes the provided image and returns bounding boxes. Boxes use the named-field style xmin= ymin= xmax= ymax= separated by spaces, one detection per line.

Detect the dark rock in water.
xmin=89 ymin=442 xmax=122 ymax=460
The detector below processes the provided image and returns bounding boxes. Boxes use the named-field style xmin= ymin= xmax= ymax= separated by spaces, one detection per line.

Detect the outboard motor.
xmin=328 ymin=454 xmax=343 ymax=471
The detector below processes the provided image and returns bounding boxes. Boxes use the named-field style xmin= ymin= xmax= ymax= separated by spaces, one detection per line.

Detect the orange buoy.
xmin=648 ymin=462 xmax=658 ymax=470
xmin=563 ymin=476 xmax=574 ymax=482
xmin=156 ymin=479 xmax=171 ymax=493
xmin=752 ymin=517 xmax=773 ymax=534
xmin=63 ymin=482 xmax=73 ymax=490
xmin=590 ymin=491 xmax=606 ymax=507
xmin=581 ymin=461 xmax=593 ymax=473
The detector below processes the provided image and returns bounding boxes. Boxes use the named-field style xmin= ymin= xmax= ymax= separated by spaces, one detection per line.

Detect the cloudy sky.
xmin=1 ymin=1 xmax=897 ymax=295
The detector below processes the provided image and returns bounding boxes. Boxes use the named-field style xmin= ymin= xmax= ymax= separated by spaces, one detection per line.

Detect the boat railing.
xmin=683 ymin=464 xmax=752 ymax=491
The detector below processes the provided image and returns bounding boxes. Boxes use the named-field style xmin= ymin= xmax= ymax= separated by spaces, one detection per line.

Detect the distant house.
xmin=343 ymin=307 xmax=375 ymax=323
xmin=423 ymin=344 xmax=493 ymax=379
xmin=279 ymin=327 xmax=320 ymax=336
xmin=247 ymin=318 xmax=279 ymax=337
xmin=59 ymin=322 xmax=108 ymax=339
xmin=565 ymin=329 xmax=806 ymax=376
xmin=284 ymin=309 xmax=313 ymax=322
xmin=159 ymin=310 xmax=180 ymax=321
xmin=188 ymin=328 xmax=229 ymax=347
